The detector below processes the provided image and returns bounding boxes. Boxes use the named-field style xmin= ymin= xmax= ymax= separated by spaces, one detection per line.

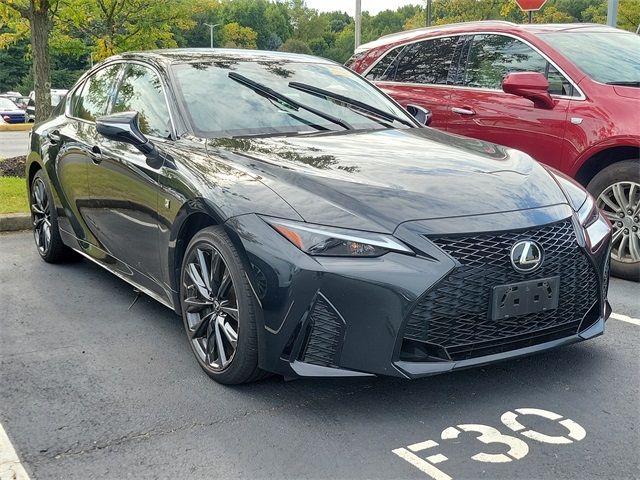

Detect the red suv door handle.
xmin=452 ymin=106 xmax=476 ymax=116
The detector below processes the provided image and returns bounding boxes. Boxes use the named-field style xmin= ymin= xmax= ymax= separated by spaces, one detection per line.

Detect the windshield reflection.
xmin=170 ymin=55 xmax=411 ymax=138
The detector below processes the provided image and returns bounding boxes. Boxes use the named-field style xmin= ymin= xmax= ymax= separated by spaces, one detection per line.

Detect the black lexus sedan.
xmin=26 ymin=49 xmax=612 ymax=384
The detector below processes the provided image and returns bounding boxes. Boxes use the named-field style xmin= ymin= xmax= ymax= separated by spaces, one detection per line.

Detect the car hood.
xmin=206 ymin=128 xmax=568 ymax=233
xmin=613 ymin=85 xmax=640 ymax=100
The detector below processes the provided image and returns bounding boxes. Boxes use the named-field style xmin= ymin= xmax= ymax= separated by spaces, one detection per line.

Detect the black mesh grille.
xmin=403 ymin=220 xmax=599 ymax=361
xmin=302 ymin=295 xmax=344 ymax=367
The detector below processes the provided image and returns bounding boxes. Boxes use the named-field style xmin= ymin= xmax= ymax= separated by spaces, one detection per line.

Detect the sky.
xmin=304 ymin=0 xmax=423 ymax=16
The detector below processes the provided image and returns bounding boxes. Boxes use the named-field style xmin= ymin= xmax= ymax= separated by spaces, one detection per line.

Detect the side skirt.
xmin=58 ymin=227 xmax=176 ymax=312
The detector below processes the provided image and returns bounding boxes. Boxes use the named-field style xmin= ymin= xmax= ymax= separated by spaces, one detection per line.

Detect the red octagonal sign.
xmin=515 ymin=0 xmax=547 ymax=11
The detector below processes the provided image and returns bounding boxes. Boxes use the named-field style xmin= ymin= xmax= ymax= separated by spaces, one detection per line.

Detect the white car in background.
xmin=26 ymin=89 xmax=69 ymax=122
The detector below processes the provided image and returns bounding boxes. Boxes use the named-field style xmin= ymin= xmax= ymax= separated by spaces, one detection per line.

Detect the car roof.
xmin=356 ymin=21 xmax=622 ymax=52
xmin=116 ymin=48 xmax=334 ymax=66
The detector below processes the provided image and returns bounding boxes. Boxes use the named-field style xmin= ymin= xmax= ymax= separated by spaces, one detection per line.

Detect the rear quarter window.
xmin=365 ymin=46 xmax=406 ymax=81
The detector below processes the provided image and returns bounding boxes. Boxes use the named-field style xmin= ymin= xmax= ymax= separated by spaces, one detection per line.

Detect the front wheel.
xmin=180 ymin=226 xmax=265 ymax=384
xmin=588 ymin=160 xmax=640 ymax=282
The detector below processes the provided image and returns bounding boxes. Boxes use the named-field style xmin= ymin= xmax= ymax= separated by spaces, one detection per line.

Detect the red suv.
xmin=349 ymin=22 xmax=639 ymax=280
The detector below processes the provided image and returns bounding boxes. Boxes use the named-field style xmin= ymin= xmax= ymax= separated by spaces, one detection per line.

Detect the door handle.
xmin=47 ymin=130 xmax=61 ymax=143
xmin=89 ymin=145 xmax=102 ymax=164
xmin=451 ymin=107 xmax=476 ymax=116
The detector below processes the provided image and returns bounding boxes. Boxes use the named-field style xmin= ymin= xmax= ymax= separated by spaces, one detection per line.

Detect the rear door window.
xmin=393 ymin=36 xmax=459 ymax=85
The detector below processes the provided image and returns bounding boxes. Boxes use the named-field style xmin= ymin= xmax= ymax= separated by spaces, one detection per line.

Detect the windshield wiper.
xmin=228 ymin=72 xmax=353 ymax=131
xmin=288 ymin=81 xmax=416 ymax=128
xmin=606 ymin=81 xmax=640 ymax=87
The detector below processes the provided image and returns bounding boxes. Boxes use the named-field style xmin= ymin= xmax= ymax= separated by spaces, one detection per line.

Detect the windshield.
xmin=540 ymin=31 xmax=640 ymax=85
xmin=170 ymin=57 xmax=411 ymax=137
xmin=0 ymin=98 xmax=18 ymax=110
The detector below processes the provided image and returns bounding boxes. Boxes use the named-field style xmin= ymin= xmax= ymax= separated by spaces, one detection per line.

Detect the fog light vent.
xmin=301 ymin=293 xmax=345 ymax=367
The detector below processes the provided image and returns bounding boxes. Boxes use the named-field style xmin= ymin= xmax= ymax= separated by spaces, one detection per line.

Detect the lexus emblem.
xmin=510 ymin=240 xmax=543 ymax=273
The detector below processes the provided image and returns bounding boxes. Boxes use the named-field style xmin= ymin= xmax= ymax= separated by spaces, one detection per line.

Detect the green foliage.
xmin=221 ymin=22 xmax=258 ymax=48
xmin=0 ymin=39 xmax=29 ymax=92
xmin=58 ymin=0 xmax=207 ymax=61
xmin=279 ymin=38 xmax=312 ymax=54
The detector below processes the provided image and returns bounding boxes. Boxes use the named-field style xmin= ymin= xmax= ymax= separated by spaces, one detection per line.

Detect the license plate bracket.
xmin=490 ymin=276 xmax=560 ymax=321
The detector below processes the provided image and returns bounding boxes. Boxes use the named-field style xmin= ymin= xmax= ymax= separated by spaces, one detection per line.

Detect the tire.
xmin=30 ymin=170 xmax=73 ymax=263
xmin=179 ymin=226 xmax=265 ymax=384
xmin=587 ymin=160 xmax=640 ymax=282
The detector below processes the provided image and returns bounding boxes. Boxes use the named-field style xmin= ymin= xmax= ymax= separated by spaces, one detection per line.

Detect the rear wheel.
xmin=180 ymin=226 xmax=265 ymax=384
xmin=30 ymin=170 xmax=72 ymax=263
xmin=588 ymin=160 xmax=640 ymax=282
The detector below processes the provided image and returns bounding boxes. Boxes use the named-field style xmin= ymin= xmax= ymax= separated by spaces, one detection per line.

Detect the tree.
xmin=432 ymin=0 xmax=504 ymax=25
xmin=288 ymin=0 xmax=328 ymax=42
xmin=266 ymin=32 xmax=283 ymax=50
xmin=221 ymin=0 xmax=274 ymax=47
xmin=58 ymin=0 xmax=208 ymax=61
xmin=278 ymin=38 xmax=312 ymax=54
xmin=221 ymin=22 xmax=257 ymax=49
xmin=0 ymin=38 xmax=30 ymax=92
xmin=581 ymin=0 xmax=640 ymax=31
xmin=534 ymin=5 xmax=574 ymax=22
xmin=0 ymin=0 xmax=61 ymax=120
xmin=178 ymin=2 xmax=224 ymax=48
xmin=265 ymin=1 xmax=292 ymax=45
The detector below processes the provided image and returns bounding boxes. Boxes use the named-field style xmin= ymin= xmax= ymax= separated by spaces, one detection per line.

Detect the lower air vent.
xmin=301 ymin=294 xmax=345 ymax=367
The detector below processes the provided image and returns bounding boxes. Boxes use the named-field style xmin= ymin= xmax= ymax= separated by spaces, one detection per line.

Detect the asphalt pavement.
xmin=0 ymin=130 xmax=30 ymax=158
xmin=0 ymin=231 xmax=638 ymax=480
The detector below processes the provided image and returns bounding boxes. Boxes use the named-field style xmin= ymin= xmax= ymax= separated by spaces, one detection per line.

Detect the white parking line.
xmin=610 ymin=312 xmax=640 ymax=326
xmin=0 ymin=423 xmax=30 ymax=480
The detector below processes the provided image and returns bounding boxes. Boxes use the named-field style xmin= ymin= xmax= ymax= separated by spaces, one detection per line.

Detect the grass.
xmin=0 ymin=177 xmax=29 ymax=214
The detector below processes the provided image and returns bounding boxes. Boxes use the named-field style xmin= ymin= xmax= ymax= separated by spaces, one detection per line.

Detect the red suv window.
xmin=366 ymin=36 xmax=462 ymax=85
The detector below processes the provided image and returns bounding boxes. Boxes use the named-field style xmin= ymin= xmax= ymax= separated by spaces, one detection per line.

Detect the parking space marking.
xmin=392 ymin=448 xmax=452 ymax=480
xmin=610 ymin=312 xmax=640 ymax=326
xmin=392 ymin=408 xmax=587 ymax=479
xmin=0 ymin=422 xmax=30 ymax=480
xmin=408 ymin=440 xmax=439 ymax=452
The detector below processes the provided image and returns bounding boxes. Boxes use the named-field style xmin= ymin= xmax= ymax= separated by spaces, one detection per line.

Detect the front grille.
xmin=301 ymin=294 xmax=345 ymax=367
xmin=402 ymin=220 xmax=599 ymax=361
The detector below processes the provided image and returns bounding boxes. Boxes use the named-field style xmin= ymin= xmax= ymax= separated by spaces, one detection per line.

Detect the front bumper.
xmin=226 ymin=204 xmax=611 ymax=380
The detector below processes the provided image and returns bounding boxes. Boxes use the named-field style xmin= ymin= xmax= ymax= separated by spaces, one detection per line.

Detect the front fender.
xmin=569 ymin=136 xmax=640 ymax=177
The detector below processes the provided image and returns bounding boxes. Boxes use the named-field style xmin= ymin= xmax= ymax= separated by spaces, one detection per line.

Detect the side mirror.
xmin=96 ymin=111 xmax=163 ymax=168
xmin=502 ymin=72 xmax=555 ymax=109
xmin=406 ymin=104 xmax=432 ymax=126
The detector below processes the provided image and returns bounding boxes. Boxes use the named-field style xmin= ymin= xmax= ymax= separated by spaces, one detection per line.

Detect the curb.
xmin=0 ymin=213 xmax=31 ymax=232
xmin=0 ymin=124 xmax=32 ymax=132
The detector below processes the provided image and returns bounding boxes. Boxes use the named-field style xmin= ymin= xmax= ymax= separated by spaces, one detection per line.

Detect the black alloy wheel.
xmin=180 ymin=226 xmax=264 ymax=384
xmin=31 ymin=175 xmax=52 ymax=256
xmin=30 ymin=170 xmax=71 ymax=263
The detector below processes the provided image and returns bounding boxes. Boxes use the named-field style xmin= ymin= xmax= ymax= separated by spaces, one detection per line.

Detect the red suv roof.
xmin=356 ymin=21 xmax=615 ymax=53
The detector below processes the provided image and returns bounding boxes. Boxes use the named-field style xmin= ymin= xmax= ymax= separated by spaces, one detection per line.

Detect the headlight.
xmin=548 ymin=168 xmax=611 ymax=252
xmin=262 ymin=217 xmax=413 ymax=257
xmin=577 ymin=193 xmax=598 ymax=227
xmin=577 ymin=192 xmax=611 ymax=252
